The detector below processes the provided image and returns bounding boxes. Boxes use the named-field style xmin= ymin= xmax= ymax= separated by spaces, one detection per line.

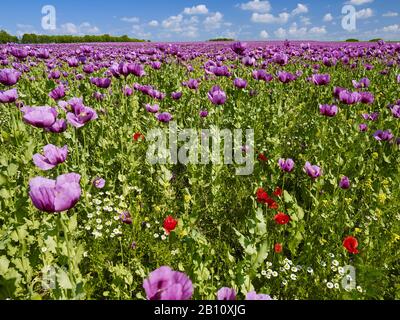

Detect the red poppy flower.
xmin=343 ymin=236 xmax=359 ymax=254
xmin=274 ymin=243 xmax=283 ymax=253
xmin=258 ymin=153 xmax=268 ymax=162
xmin=256 ymin=188 xmax=269 ymax=204
xmin=267 ymin=198 xmax=278 ymax=209
xmin=274 ymin=212 xmax=290 ymax=225
xmin=163 ymin=215 xmax=178 ymax=235
xmin=273 ymin=187 xmax=283 ymax=197
xmin=133 ymin=132 xmax=145 ymax=141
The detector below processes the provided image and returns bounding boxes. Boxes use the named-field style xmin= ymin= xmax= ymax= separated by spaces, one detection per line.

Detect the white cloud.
xmin=251 ymin=12 xmax=290 ymax=24
xmin=183 ymin=4 xmax=209 ymax=15
xmin=204 ymin=12 xmax=224 ymax=30
xmin=382 ymin=24 xmax=400 ymax=33
xmin=300 ymin=16 xmax=312 ymax=25
xmin=121 ymin=17 xmax=140 ymax=23
xmin=274 ymin=23 xmax=327 ymax=38
xmin=323 ymin=13 xmax=333 ymax=22
xmin=238 ymin=0 xmax=271 ymax=13
xmin=347 ymin=0 xmax=374 ymax=5
xmin=356 ymin=8 xmax=373 ymax=19
xmin=148 ymin=20 xmax=159 ymax=27
xmin=59 ymin=22 xmax=100 ymax=35
xmin=382 ymin=11 xmax=398 ymax=17
xmin=16 ymin=24 xmax=38 ymax=37
xmin=274 ymin=27 xmax=287 ymax=38
xmin=162 ymin=14 xmax=200 ymax=38
xmin=162 ymin=14 xmax=184 ymax=31
xmin=291 ymin=3 xmax=308 ymax=16
xmin=309 ymin=26 xmax=327 ymax=35
xmin=260 ymin=30 xmax=269 ymax=38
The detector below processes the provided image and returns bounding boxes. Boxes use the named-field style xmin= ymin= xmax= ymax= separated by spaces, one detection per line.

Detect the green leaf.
xmin=57 ymin=268 xmax=73 ymax=289
xmin=0 ymin=256 xmax=10 ymax=276
xmin=284 ymin=190 xmax=294 ymax=203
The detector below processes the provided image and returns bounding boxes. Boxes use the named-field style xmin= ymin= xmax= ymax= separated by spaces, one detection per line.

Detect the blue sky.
xmin=0 ymin=0 xmax=399 ymax=41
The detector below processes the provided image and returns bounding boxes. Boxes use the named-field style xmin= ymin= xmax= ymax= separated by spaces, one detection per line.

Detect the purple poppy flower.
xmin=145 ymin=104 xmax=160 ymax=113
xmin=131 ymin=241 xmax=137 ymax=250
xmin=359 ymin=123 xmax=368 ymax=132
xmin=211 ymin=66 xmax=231 ymax=77
xmin=33 ymin=144 xmax=68 ymax=171
xmin=128 ymin=63 xmax=146 ymax=77
xmin=171 ymin=91 xmax=182 ymax=100
xmin=91 ymin=77 xmax=111 ymax=89
xmin=373 ymin=130 xmax=393 ymax=141
xmin=242 ymin=56 xmax=256 ymax=66
xmin=0 ymin=68 xmax=21 ymax=86
xmin=390 ymin=105 xmax=400 ymax=118
xmin=364 ymin=64 xmax=374 ymax=70
xmin=93 ymin=92 xmax=105 ymax=101
xmin=199 ymin=110 xmax=209 ymax=118
xmin=361 ymin=112 xmax=379 ymax=121
xmin=151 ymin=61 xmax=162 ymax=70
xmin=46 ymin=119 xmax=67 ymax=134
xmin=0 ymin=88 xmax=18 ymax=103
xmin=83 ymin=64 xmax=95 ymax=74
xmin=67 ymin=57 xmax=79 ymax=67
xmin=93 ymin=177 xmax=105 ymax=189
xmin=208 ymin=86 xmax=227 ymax=105
xmin=217 ymin=287 xmax=236 ymax=300
xmin=143 ymin=266 xmax=193 ymax=300
xmin=49 ymin=85 xmax=66 ymax=101
xmin=234 ymin=78 xmax=248 ymax=89
xmin=397 ymin=74 xmax=400 ymax=83
xmin=66 ymin=100 xmax=98 ymax=128
xmin=278 ymin=158 xmax=295 ymax=173
xmin=359 ymin=92 xmax=374 ymax=104
xmin=339 ymin=176 xmax=351 ymax=190
xmin=187 ymin=79 xmax=199 ymax=90
xmin=123 ymin=86 xmax=133 ymax=96
xmin=29 ymin=173 xmax=81 ymax=213
xmin=119 ymin=211 xmax=132 ymax=225
xmin=312 ymin=74 xmax=331 ymax=85
xmin=252 ymin=70 xmax=273 ymax=82
xmin=319 ymin=104 xmax=338 ymax=117
xmin=246 ymin=291 xmax=272 ymax=300
xmin=231 ymin=42 xmax=247 ymax=56
xmin=339 ymin=90 xmax=361 ymax=105
xmin=157 ymin=112 xmax=173 ymax=123
xmin=352 ymin=78 xmax=370 ymax=89
xmin=304 ymin=162 xmax=322 ymax=180
xmin=21 ymin=106 xmax=57 ymax=128
xmin=48 ymin=70 xmax=61 ymax=80
xmin=333 ymin=86 xmax=346 ymax=99
xmin=278 ymin=71 xmax=296 ymax=83
xmin=273 ymin=53 xmax=289 ymax=66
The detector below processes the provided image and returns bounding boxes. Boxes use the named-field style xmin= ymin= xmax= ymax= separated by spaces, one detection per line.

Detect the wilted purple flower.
xmin=364 ymin=64 xmax=374 ymax=71
xmin=273 ymin=53 xmax=289 ymax=66
xmin=312 ymin=74 xmax=330 ymax=85
xmin=246 ymin=291 xmax=272 ymax=300
xmin=93 ymin=92 xmax=105 ymax=101
xmin=0 ymin=88 xmax=18 ymax=103
xmin=66 ymin=99 xmax=98 ymax=128
xmin=339 ymin=176 xmax=351 ymax=190
xmin=0 ymin=68 xmax=21 ymax=86
xmin=319 ymin=104 xmax=338 ymax=117
xmin=233 ymin=78 xmax=248 ymax=89
xmin=119 ymin=211 xmax=132 ymax=225
xmin=33 ymin=144 xmax=68 ymax=171
xmin=21 ymin=106 xmax=57 ymax=128
xmin=359 ymin=92 xmax=374 ymax=104
xmin=29 ymin=173 xmax=81 ymax=213
xmin=231 ymin=42 xmax=247 ymax=56
xmin=131 ymin=241 xmax=137 ymax=250
xmin=123 ymin=85 xmax=133 ymax=96
xmin=304 ymin=162 xmax=322 ymax=180
xmin=49 ymin=85 xmax=66 ymax=101
xmin=199 ymin=110 xmax=209 ymax=118
xmin=217 ymin=287 xmax=236 ymax=300
xmin=208 ymin=85 xmax=227 ymax=105
xmin=93 ymin=177 xmax=105 ymax=189
xmin=252 ymin=70 xmax=273 ymax=82
xmin=352 ymin=78 xmax=370 ymax=89
xmin=157 ymin=112 xmax=173 ymax=123
xmin=145 ymin=104 xmax=160 ymax=113
xmin=373 ymin=130 xmax=393 ymax=141
xmin=359 ymin=123 xmax=368 ymax=132
xmin=171 ymin=91 xmax=182 ymax=100
xmin=339 ymin=90 xmax=361 ymax=105
xmin=151 ymin=61 xmax=162 ymax=70
xmin=278 ymin=71 xmax=296 ymax=83
xmin=143 ymin=266 xmax=193 ymax=300
xmin=390 ymin=105 xmax=400 ymax=118
xmin=278 ymin=158 xmax=295 ymax=173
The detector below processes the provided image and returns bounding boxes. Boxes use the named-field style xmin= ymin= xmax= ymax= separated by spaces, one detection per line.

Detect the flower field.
xmin=0 ymin=40 xmax=399 ymax=300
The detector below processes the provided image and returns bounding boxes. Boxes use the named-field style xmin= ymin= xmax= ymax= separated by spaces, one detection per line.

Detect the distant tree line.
xmin=0 ymin=30 xmax=147 ymax=44
xmin=208 ymin=38 xmax=235 ymax=42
